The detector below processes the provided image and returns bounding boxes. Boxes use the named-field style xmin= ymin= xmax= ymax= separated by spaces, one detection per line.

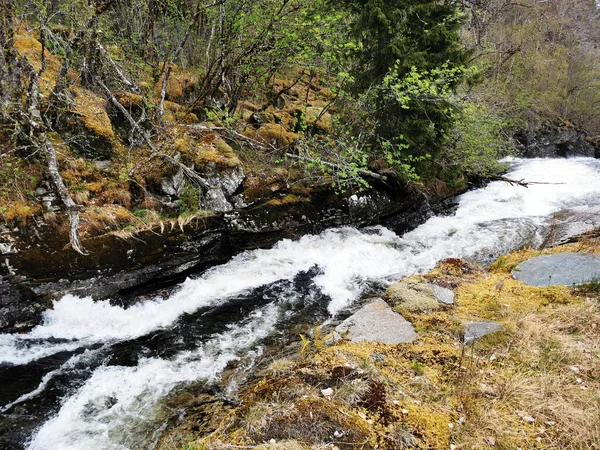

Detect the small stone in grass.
xmin=321 ymin=388 xmax=334 ymax=397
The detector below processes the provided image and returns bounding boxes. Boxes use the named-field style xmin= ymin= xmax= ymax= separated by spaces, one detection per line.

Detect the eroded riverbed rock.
xmin=0 ymin=181 xmax=457 ymax=333
xmin=541 ymin=205 xmax=600 ymax=246
xmin=384 ymin=281 xmax=454 ymax=312
xmin=335 ymin=298 xmax=417 ymax=344
xmin=512 ymin=252 xmax=600 ymax=286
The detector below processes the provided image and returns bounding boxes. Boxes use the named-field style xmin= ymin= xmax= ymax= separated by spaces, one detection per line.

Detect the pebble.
xmin=321 ymin=388 xmax=334 ymax=397
xmin=522 ymin=415 xmax=535 ymax=424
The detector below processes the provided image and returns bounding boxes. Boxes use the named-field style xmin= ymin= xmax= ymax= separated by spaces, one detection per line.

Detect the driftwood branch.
xmin=489 ymin=175 xmax=566 ymax=188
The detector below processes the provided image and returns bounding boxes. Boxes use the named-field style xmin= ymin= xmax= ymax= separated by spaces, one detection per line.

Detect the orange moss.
xmin=154 ymin=66 xmax=198 ymax=101
xmin=245 ymin=123 xmax=300 ymax=149
xmin=0 ymin=201 xmax=41 ymax=224
xmin=14 ymin=27 xmax=62 ymax=96
xmin=113 ymin=90 xmax=145 ymax=109
xmin=173 ymin=133 xmax=241 ymax=169
xmin=264 ymin=194 xmax=309 ymax=207
xmin=163 ymin=100 xmax=182 ymax=112
xmin=164 ymin=111 xmax=199 ymax=125
xmin=68 ymin=86 xmax=115 ymax=141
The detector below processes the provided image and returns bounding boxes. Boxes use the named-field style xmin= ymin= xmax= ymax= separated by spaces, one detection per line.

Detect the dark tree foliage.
xmin=337 ymin=0 xmax=471 ymax=157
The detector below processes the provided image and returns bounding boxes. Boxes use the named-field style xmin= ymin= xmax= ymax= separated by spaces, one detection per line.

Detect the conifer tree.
xmin=337 ymin=0 xmax=470 ymax=159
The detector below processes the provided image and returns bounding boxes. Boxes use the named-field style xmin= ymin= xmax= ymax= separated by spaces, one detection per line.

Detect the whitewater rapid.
xmin=2 ymin=157 xmax=600 ymax=450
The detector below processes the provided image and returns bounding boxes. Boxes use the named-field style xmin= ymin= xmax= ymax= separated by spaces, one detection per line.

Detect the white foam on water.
xmin=3 ymin=157 xmax=600 ymax=366
xmin=26 ymin=304 xmax=278 ymax=450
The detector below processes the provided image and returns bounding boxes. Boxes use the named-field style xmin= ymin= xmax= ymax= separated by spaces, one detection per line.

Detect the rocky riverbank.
xmin=177 ymin=239 xmax=600 ymax=450
xmin=0 ymin=179 xmax=461 ymax=333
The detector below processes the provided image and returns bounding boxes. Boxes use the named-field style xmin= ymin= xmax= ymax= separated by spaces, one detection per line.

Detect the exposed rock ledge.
xmin=0 ymin=184 xmax=459 ymax=333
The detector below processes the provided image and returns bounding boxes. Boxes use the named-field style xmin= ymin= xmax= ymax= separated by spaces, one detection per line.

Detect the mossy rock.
xmin=14 ymin=29 xmax=62 ymax=96
xmin=56 ymin=86 xmax=115 ymax=159
xmin=245 ymin=124 xmax=300 ymax=149
xmin=305 ymin=106 xmax=333 ymax=134
xmin=113 ymin=90 xmax=145 ymax=109
xmin=384 ymin=281 xmax=442 ymax=313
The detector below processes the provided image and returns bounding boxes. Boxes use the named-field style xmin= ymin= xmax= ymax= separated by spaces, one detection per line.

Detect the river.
xmin=2 ymin=157 xmax=600 ymax=449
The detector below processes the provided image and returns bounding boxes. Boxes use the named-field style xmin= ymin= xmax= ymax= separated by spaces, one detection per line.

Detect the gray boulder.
xmin=335 ymin=298 xmax=417 ymax=344
xmin=464 ymin=321 xmax=504 ymax=344
xmin=427 ymin=284 xmax=455 ymax=305
xmin=513 ymin=252 xmax=600 ymax=287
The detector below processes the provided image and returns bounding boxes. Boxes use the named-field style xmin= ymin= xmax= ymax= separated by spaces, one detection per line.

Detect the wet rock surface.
xmin=514 ymin=123 xmax=598 ymax=158
xmin=541 ymin=205 xmax=600 ymax=246
xmin=512 ymin=252 xmax=600 ymax=286
xmin=335 ymin=298 xmax=417 ymax=344
xmin=155 ymin=393 xmax=232 ymax=450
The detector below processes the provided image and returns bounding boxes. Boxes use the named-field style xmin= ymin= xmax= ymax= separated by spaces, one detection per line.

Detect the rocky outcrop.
xmin=514 ymin=122 xmax=598 ymax=158
xmin=0 ymin=183 xmax=458 ymax=332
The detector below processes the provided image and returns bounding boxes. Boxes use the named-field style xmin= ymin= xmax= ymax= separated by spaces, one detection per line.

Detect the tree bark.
xmin=23 ymin=61 xmax=88 ymax=255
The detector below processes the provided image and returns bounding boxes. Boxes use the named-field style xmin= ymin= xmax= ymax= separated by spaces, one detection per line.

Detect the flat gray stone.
xmin=427 ymin=284 xmax=455 ymax=305
xmin=464 ymin=321 xmax=504 ymax=344
xmin=336 ymin=298 xmax=417 ymax=344
xmin=512 ymin=252 xmax=600 ymax=287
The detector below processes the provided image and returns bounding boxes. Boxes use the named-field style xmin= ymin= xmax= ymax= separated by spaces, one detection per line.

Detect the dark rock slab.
xmin=335 ymin=298 xmax=417 ymax=344
xmin=512 ymin=252 xmax=600 ymax=287
xmin=514 ymin=123 xmax=598 ymax=158
xmin=0 ymin=180 xmax=463 ymax=333
xmin=464 ymin=321 xmax=504 ymax=344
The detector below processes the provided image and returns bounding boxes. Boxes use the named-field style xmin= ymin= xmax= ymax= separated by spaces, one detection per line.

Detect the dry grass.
xmin=80 ymin=205 xmax=134 ymax=236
